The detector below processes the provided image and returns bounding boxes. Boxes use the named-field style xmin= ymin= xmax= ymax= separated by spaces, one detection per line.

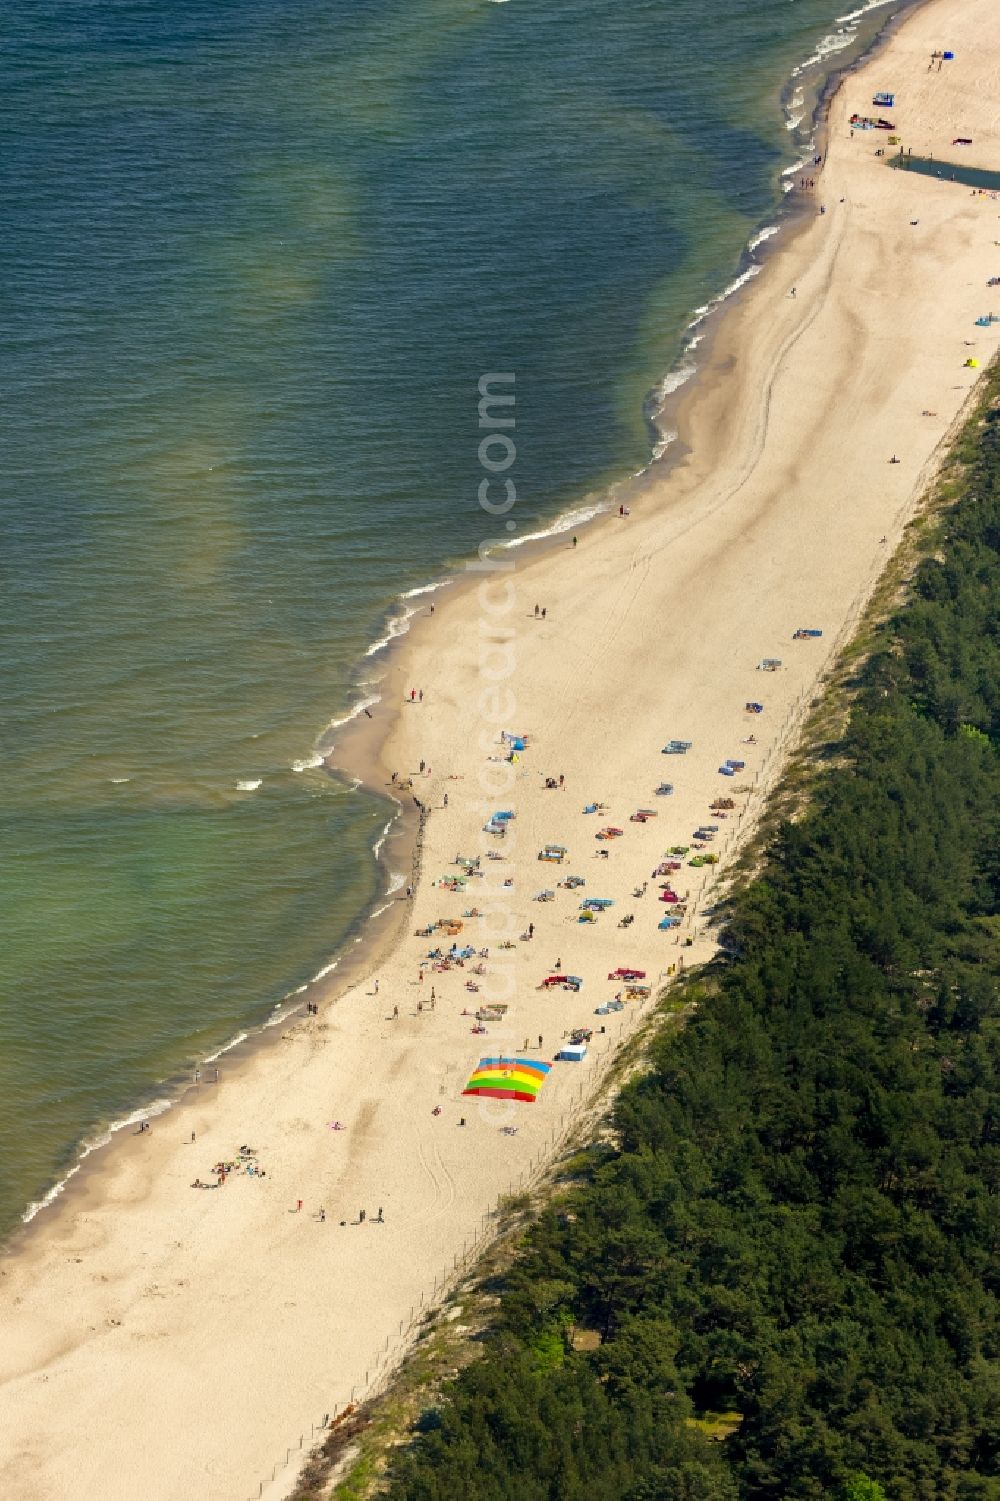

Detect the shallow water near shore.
xmin=1 ymin=0 xmax=897 ymax=1235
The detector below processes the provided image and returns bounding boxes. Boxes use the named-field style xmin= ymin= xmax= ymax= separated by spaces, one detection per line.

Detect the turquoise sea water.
xmin=1 ymin=0 xmax=890 ymax=1234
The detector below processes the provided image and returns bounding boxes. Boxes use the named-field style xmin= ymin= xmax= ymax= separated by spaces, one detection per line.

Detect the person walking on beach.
xmin=319 ymin=1208 xmax=326 ymax=1223
xmin=443 ymin=792 xmax=448 ymax=807
xmin=373 ymin=979 xmax=379 ymax=995
xmin=419 ymin=689 xmax=423 ymax=702
xmin=419 ymin=759 xmax=425 ymax=774
xmin=295 ymin=1199 xmax=303 ymax=1213
xmin=359 ymin=1208 xmax=366 ymax=1223
xmin=541 ymin=607 xmax=547 ymax=619
xmin=393 ymin=1004 xmax=399 ymax=1018
xmin=376 ymin=1207 xmax=384 ymax=1222
xmin=572 ymin=535 xmax=577 ymax=548
xmin=538 ymin=1034 xmax=543 ymax=1049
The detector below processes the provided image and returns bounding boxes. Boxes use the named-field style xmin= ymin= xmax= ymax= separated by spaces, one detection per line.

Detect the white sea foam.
xmin=369 ymin=900 xmax=394 ymax=921
xmin=236 ymin=778 xmax=262 ymax=791
xmin=311 ymin=958 xmax=341 ymax=982
xmin=836 ymin=0 xmax=893 ymax=22
xmin=372 ymin=816 xmax=395 ymax=860
xmin=656 ymin=362 xmax=697 ymax=401
xmin=109 ymin=776 xmax=131 ymax=784
xmin=22 ymin=1166 xmax=82 ymax=1224
xmin=748 ymin=224 xmax=780 ymax=253
xmin=202 ymin=1032 xmax=248 ymax=1063
xmin=790 ymin=26 xmax=856 ymax=78
xmin=688 ymin=264 xmax=763 ymax=337
xmin=22 ymin=1097 xmax=174 ymax=1224
xmin=386 ymin=871 xmax=406 ymax=895
xmin=262 ymin=1010 xmax=292 ymax=1029
xmin=786 ymin=112 xmax=805 ymax=132
xmin=326 ymin=693 xmax=381 ymax=732
xmin=399 ymin=580 xmax=448 ymax=600
xmin=364 ymin=605 xmax=417 ymax=657
xmin=499 ymin=499 xmax=607 ymax=549
xmin=782 ymin=149 xmax=818 ymax=180
xmin=652 ymin=431 xmax=678 ymax=461
xmin=291 ymin=752 xmax=325 ymax=773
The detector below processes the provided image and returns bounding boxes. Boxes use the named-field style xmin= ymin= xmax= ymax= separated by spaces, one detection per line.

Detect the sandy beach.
xmin=2 ymin=2 xmax=999 ymax=1497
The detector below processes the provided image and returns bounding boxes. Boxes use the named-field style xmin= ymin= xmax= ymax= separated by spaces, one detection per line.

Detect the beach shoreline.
xmin=1 ymin=0 xmax=912 ymax=1251
xmin=2 ymin=0 xmax=999 ymax=1494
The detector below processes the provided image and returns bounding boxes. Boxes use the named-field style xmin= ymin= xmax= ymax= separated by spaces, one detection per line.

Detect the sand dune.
xmin=1 ymin=2 xmax=998 ymax=1496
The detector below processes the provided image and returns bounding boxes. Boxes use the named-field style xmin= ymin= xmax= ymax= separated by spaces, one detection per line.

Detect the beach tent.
xmin=463 ymin=1056 xmax=551 ymax=1102
xmin=557 ymin=1042 xmax=587 ymax=1062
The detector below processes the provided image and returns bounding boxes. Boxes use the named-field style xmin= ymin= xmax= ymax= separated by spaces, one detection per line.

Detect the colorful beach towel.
xmin=463 ymin=1056 xmax=551 ymax=1102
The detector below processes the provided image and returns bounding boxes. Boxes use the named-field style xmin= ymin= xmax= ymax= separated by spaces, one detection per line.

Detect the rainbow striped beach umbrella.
xmin=463 ymin=1056 xmax=551 ymax=1103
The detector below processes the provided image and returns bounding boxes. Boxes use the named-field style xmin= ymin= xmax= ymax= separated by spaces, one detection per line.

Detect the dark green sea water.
xmin=1 ymin=0 xmax=891 ymax=1233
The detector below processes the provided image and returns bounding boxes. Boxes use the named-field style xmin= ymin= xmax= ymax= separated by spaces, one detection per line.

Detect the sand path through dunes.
xmin=1 ymin=2 xmax=999 ymax=1497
